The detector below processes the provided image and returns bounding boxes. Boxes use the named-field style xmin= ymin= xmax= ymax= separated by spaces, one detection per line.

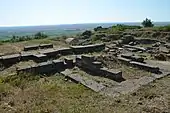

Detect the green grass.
xmin=0 ymin=73 xmax=169 ymax=113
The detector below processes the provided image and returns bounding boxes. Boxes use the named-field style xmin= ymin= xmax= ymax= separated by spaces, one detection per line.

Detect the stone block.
xmin=64 ymin=58 xmax=74 ymax=68
xmin=36 ymin=61 xmax=54 ymax=74
xmin=117 ymin=56 xmax=131 ymax=64
xmin=53 ymin=60 xmax=65 ymax=71
xmin=21 ymin=52 xmax=34 ymax=61
xmin=130 ymin=61 xmax=160 ymax=73
xmin=92 ymin=61 xmax=102 ymax=68
xmin=33 ymin=54 xmax=48 ymax=63
xmin=40 ymin=49 xmax=59 ymax=57
xmin=58 ymin=48 xmax=73 ymax=55
xmin=71 ymin=43 xmax=105 ymax=54
xmin=100 ymin=67 xmax=123 ymax=80
xmin=2 ymin=54 xmax=20 ymax=66
xmin=17 ymin=65 xmax=32 ymax=74
xmin=39 ymin=44 xmax=53 ymax=49
xmin=24 ymin=45 xmax=39 ymax=51
xmin=123 ymin=45 xmax=146 ymax=51
xmin=121 ymin=54 xmax=144 ymax=62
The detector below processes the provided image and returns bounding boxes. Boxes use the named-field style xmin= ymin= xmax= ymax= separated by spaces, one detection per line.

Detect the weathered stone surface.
xmin=106 ymin=44 xmax=117 ymax=49
xmin=154 ymin=53 xmax=167 ymax=61
xmin=126 ymin=48 xmax=138 ymax=52
xmin=21 ymin=52 xmax=34 ymax=61
xmin=0 ymin=56 xmax=2 ymax=61
xmin=65 ymin=38 xmax=76 ymax=44
xmin=2 ymin=54 xmax=20 ymax=66
xmin=17 ymin=60 xmax=65 ymax=74
xmin=121 ymin=35 xmax=135 ymax=44
xmin=52 ymin=60 xmax=65 ymax=70
xmin=117 ymin=56 xmax=131 ymax=64
xmin=64 ymin=58 xmax=74 ymax=68
xmin=24 ymin=45 xmax=39 ymax=51
xmin=130 ymin=61 xmax=160 ymax=73
xmin=17 ymin=65 xmax=33 ymax=74
xmin=40 ymin=49 xmax=59 ymax=57
xmin=123 ymin=45 xmax=146 ymax=51
xmin=136 ymin=38 xmax=158 ymax=44
xmin=33 ymin=54 xmax=48 ymax=63
xmin=35 ymin=61 xmax=54 ymax=74
xmin=39 ymin=44 xmax=53 ymax=49
xmin=71 ymin=43 xmax=105 ymax=54
xmin=164 ymin=43 xmax=170 ymax=49
xmin=76 ymin=56 xmax=123 ymax=81
xmin=152 ymin=42 xmax=161 ymax=47
xmin=92 ymin=61 xmax=102 ymax=68
xmin=58 ymin=48 xmax=73 ymax=55
xmin=61 ymin=69 xmax=105 ymax=92
xmin=159 ymin=47 xmax=169 ymax=54
xmin=121 ymin=54 xmax=144 ymax=62
xmin=100 ymin=67 xmax=123 ymax=81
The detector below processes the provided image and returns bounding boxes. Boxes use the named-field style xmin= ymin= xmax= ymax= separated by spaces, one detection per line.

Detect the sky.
xmin=0 ymin=0 xmax=170 ymax=26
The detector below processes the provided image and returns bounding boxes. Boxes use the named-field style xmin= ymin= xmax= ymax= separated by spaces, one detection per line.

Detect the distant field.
xmin=0 ymin=22 xmax=170 ymax=40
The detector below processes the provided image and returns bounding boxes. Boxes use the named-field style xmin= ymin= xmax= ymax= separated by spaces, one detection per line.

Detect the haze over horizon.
xmin=0 ymin=0 xmax=170 ymax=27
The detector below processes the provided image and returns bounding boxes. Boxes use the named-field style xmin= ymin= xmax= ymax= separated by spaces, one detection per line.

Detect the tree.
xmin=142 ymin=18 xmax=154 ymax=27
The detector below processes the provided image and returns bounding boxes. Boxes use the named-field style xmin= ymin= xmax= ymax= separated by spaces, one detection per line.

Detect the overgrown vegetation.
xmin=1 ymin=32 xmax=48 ymax=43
xmin=153 ymin=25 xmax=170 ymax=32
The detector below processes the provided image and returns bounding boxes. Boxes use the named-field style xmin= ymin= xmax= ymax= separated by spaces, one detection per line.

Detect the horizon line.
xmin=0 ymin=21 xmax=170 ymax=28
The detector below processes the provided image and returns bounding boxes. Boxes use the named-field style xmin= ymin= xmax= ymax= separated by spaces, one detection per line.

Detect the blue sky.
xmin=0 ymin=0 xmax=170 ymax=26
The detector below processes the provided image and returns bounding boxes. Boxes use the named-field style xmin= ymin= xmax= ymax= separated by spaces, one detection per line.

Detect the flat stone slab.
xmin=117 ymin=56 xmax=131 ymax=64
xmin=33 ymin=54 xmax=47 ymax=58
xmin=61 ymin=70 xmax=105 ymax=92
xmin=121 ymin=54 xmax=144 ymax=62
xmin=100 ymin=67 xmax=123 ymax=80
xmin=123 ymin=45 xmax=146 ymax=51
xmin=40 ymin=49 xmax=59 ymax=57
xmin=146 ymin=60 xmax=170 ymax=72
xmin=71 ymin=43 xmax=105 ymax=53
xmin=2 ymin=54 xmax=20 ymax=60
xmin=24 ymin=45 xmax=39 ymax=51
xmin=130 ymin=61 xmax=160 ymax=73
xmin=39 ymin=44 xmax=53 ymax=49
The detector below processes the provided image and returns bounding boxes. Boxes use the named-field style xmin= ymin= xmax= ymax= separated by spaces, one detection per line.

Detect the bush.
xmin=81 ymin=30 xmax=92 ymax=36
xmin=142 ymin=18 xmax=154 ymax=27
xmin=94 ymin=26 xmax=102 ymax=31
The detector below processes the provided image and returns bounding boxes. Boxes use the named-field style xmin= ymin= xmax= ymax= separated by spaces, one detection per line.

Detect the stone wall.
xmin=76 ymin=55 xmax=123 ymax=81
xmin=71 ymin=43 xmax=105 ymax=54
xmin=24 ymin=44 xmax=53 ymax=51
xmin=17 ymin=60 xmax=65 ymax=74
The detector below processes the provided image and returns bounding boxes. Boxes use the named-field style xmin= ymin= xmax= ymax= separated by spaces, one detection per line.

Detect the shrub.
xmin=142 ymin=18 xmax=154 ymax=27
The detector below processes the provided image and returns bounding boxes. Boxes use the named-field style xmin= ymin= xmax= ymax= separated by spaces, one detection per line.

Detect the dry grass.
xmin=0 ymin=38 xmax=69 ymax=55
xmin=0 ymin=73 xmax=169 ymax=113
